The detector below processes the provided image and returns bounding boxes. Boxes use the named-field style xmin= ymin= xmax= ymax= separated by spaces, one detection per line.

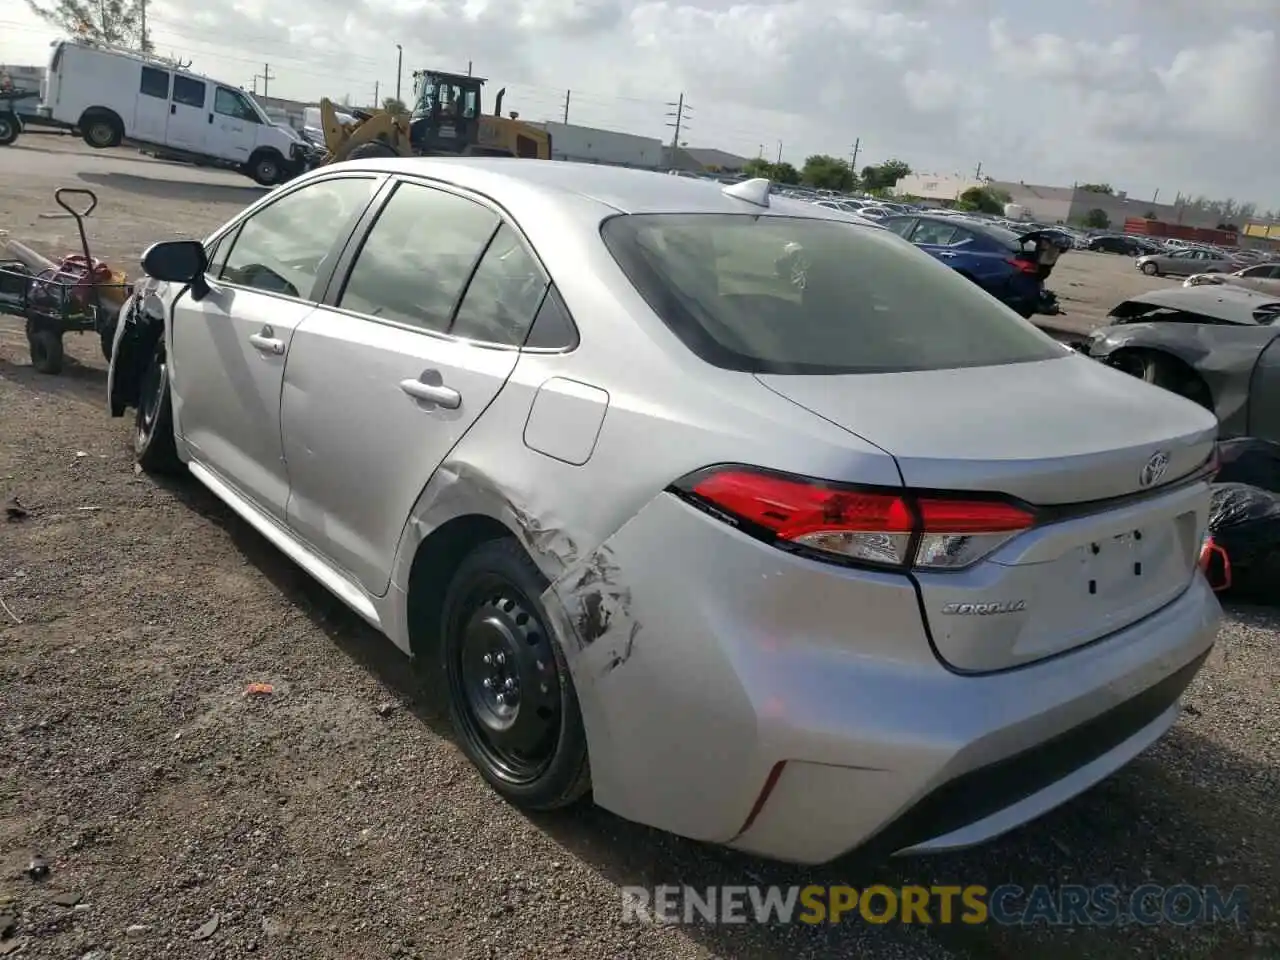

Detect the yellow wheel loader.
xmin=313 ymin=70 xmax=552 ymax=166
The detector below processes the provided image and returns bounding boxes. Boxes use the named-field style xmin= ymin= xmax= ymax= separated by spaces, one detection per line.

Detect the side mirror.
xmin=141 ymin=240 xmax=210 ymax=299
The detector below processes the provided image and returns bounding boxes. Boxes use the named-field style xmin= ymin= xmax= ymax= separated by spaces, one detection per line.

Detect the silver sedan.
xmin=108 ymin=159 xmax=1220 ymax=864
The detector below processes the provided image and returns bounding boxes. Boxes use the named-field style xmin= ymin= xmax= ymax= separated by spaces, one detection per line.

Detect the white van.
xmin=40 ymin=41 xmax=305 ymax=184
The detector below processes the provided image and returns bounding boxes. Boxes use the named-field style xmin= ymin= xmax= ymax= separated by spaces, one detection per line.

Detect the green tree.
xmin=381 ymin=97 xmax=408 ymax=116
xmin=859 ymin=158 xmax=912 ymax=192
xmin=801 ymin=154 xmax=854 ymax=191
xmin=25 ymin=0 xmax=151 ymax=50
xmin=1078 ymin=183 xmax=1113 ymax=195
xmin=741 ymin=158 xmax=801 ymax=185
xmin=1083 ymin=208 xmax=1111 ymax=229
xmin=956 ymin=187 xmax=1003 ymax=214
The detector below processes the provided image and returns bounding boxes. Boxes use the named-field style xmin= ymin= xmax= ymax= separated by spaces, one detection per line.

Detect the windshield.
xmin=600 ymin=213 xmax=1067 ymax=375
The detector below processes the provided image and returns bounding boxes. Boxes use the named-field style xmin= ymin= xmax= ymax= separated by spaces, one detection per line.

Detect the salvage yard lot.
xmin=1 ymin=138 xmax=1277 ymax=959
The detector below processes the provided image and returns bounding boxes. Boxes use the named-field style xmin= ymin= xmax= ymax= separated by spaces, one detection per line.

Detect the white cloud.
xmin=2 ymin=0 xmax=1278 ymax=207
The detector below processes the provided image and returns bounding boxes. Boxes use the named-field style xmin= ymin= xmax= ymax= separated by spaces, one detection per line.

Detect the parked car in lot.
xmin=882 ymin=213 xmax=1068 ymax=317
xmin=1088 ymin=285 xmax=1280 ymax=439
xmin=1089 ymin=234 xmax=1157 ymax=256
xmin=109 ymin=161 xmax=1220 ymax=865
xmin=1185 ymin=262 xmax=1280 ymax=296
xmin=1136 ymin=247 xmax=1237 ymax=277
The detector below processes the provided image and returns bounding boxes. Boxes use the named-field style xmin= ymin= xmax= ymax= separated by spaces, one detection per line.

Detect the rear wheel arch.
xmin=406 ymin=514 xmax=518 ymax=665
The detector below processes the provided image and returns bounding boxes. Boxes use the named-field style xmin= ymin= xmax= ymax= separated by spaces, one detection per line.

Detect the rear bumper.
xmin=549 ymin=493 xmax=1220 ymax=865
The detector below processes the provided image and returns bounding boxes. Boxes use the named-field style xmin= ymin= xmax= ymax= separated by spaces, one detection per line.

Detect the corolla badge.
xmin=940 ymin=600 xmax=1026 ymax=616
xmin=1140 ymin=451 xmax=1171 ymax=488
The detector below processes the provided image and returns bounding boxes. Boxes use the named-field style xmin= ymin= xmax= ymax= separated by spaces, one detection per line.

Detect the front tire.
xmin=440 ymin=538 xmax=591 ymax=810
xmin=247 ymin=150 xmax=284 ymax=186
xmin=134 ymin=341 xmax=182 ymax=474
xmin=1141 ymin=261 xmax=1160 ymax=276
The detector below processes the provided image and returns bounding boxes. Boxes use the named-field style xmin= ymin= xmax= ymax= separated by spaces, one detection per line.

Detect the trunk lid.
xmin=757 ymin=354 xmax=1218 ymax=672
xmin=1011 ymin=229 xmax=1069 ymax=281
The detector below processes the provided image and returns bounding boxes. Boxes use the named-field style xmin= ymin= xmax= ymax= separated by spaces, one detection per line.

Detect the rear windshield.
xmin=600 ymin=213 xmax=1066 ymax=375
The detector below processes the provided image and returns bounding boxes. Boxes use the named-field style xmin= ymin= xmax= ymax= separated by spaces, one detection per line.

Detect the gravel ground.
xmin=1 ymin=138 xmax=1277 ymax=960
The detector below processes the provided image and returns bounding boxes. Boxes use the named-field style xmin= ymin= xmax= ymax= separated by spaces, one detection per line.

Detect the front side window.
xmin=172 ymin=75 xmax=205 ymax=108
xmin=601 ymin=213 xmax=1067 ymax=375
xmin=338 ymin=182 xmax=499 ymax=331
xmin=215 ymin=87 xmax=260 ymax=123
xmin=220 ymin=177 xmax=376 ymax=298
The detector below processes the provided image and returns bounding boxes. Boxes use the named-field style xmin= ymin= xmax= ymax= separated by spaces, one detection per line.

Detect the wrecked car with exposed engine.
xmin=1086 ymin=285 xmax=1280 ymax=442
xmin=108 ymin=160 xmax=1220 ymax=865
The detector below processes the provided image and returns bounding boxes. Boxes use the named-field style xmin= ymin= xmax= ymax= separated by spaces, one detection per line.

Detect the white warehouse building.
xmin=528 ymin=121 xmax=665 ymax=170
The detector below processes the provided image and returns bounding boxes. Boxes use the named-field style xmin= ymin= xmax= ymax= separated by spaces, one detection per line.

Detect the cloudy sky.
xmin=3 ymin=0 xmax=1277 ymax=209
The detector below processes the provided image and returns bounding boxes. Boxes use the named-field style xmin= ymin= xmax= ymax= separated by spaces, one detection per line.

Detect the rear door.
xmin=134 ymin=66 xmax=170 ymax=142
xmin=166 ymin=74 xmax=207 ymax=152
xmin=280 ymin=179 xmax=547 ymax=595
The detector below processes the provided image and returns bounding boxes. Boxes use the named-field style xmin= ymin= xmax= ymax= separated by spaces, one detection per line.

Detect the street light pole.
xmin=395 ymin=44 xmax=403 ymax=103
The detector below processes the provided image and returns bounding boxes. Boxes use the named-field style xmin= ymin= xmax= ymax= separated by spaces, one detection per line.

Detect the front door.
xmin=210 ymin=86 xmax=261 ymax=162
xmin=166 ymin=74 xmax=208 ymax=152
xmin=134 ymin=65 xmax=171 ymax=143
xmin=169 ymin=175 xmax=381 ymax=519
xmin=281 ymin=180 xmax=548 ymax=595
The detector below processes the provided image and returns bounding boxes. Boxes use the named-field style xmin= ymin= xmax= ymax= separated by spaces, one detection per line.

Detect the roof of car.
xmin=327 ymin=157 xmax=880 ymax=223
xmin=1121 ymin=285 xmax=1280 ymax=325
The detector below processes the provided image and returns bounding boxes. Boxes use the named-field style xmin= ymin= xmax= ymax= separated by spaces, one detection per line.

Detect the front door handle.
xmin=170 ymin=103 xmax=176 ymax=115
xmin=935 ymin=251 xmax=956 ymax=258
xmin=208 ymin=112 xmax=214 ymax=123
xmin=249 ymin=332 xmax=285 ymax=355
xmin=400 ymin=377 xmax=461 ymax=409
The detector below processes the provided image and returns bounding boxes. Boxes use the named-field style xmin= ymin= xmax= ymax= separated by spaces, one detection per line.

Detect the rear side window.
xmin=450 ymin=223 xmax=548 ymax=346
xmin=140 ymin=66 xmax=169 ymax=99
xmin=601 ymin=213 xmax=1066 ymax=375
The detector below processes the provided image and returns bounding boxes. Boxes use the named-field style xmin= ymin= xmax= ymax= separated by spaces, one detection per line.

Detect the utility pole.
xmin=775 ymin=140 xmax=782 ymax=164
xmin=374 ymin=80 xmax=380 ymax=108
xmin=562 ymin=90 xmax=570 ymax=124
xmin=666 ymin=93 xmax=691 ymax=152
xmin=250 ymin=77 xmax=257 ymax=95
xmin=849 ymin=137 xmax=860 ymax=171
xmin=757 ymin=144 xmax=764 ymax=159
xmin=467 ymin=61 xmax=472 ymax=76
xmin=254 ymin=63 xmax=274 ymax=98
xmin=139 ymin=0 xmax=148 ymax=50
xmin=395 ymin=44 xmax=403 ymax=102
xmin=974 ymin=161 xmax=983 ymax=179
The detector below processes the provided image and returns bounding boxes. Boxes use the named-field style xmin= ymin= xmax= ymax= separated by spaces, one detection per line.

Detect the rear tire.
xmin=26 ymin=321 xmax=64 ymax=374
xmin=134 ymin=340 xmax=182 ymax=474
xmin=439 ymin=538 xmax=591 ymax=811
xmin=0 ymin=111 xmax=18 ymax=147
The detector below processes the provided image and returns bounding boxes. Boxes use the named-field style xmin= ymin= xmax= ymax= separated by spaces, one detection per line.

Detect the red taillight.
xmin=682 ymin=467 xmax=1035 ymax=570
xmin=1007 ymin=257 xmax=1040 ymax=275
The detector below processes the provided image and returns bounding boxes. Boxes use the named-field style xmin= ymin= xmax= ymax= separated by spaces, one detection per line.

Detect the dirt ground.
xmin=1 ymin=137 xmax=1277 ymax=960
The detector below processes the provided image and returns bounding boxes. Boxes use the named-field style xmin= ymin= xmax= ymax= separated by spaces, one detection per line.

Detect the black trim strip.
xmin=860 ymin=649 xmax=1209 ymax=859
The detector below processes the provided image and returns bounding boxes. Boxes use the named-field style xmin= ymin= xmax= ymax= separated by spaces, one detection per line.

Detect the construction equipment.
xmin=312 ymin=69 xmax=552 ymax=166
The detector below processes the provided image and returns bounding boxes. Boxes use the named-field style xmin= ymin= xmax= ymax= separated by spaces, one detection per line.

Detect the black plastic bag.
xmin=1215 ymin=438 xmax=1280 ymax=494
xmin=1203 ymin=482 xmax=1280 ymax=597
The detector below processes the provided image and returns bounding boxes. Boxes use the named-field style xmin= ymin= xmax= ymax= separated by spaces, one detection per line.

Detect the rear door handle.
xmin=249 ymin=332 xmax=285 ymax=355
xmin=400 ymin=377 xmax=461 ymax=409
xmin=936 ymin=251 xmax=957 ymax=258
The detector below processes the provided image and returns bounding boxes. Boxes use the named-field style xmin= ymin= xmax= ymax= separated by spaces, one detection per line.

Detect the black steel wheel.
xmin=134 ymin=340 xmax=182 ymax=474
xmin=440 ymin=539 xmax=591 ymax=809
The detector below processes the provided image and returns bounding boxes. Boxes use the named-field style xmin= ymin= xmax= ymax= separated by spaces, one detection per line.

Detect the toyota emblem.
xmin=1140 ymin=451 xmax=1170 ymax=488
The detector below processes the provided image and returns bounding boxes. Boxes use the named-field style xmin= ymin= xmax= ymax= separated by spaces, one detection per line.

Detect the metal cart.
xmin=0 ymin=189 xmax=133 ymax=374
